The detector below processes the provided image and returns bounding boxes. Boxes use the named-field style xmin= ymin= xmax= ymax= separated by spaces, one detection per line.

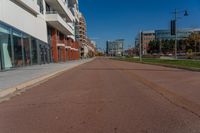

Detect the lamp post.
xmin=172 ymin=9 xmax=188 ymax=59
xmin=139 ymin=30 xmax=142 ymax=62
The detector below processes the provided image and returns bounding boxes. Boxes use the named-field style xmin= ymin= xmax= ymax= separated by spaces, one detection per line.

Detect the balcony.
xmin=46 ymin=12 xmax=73 ymax=35
xmin=45 ymin=0 xmax=74 ymax=22
xmin=14 ymin=0 xmax=40 ymax=15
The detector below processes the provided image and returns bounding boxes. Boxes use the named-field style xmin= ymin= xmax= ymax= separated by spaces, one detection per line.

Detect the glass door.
xmin=0 ymin=46 xmax=2 ymax=70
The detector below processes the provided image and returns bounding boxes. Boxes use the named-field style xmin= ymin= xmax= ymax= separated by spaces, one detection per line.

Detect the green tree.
xmin=185 ymin=32 xmax=200 ymax=52
xmin=148 ymin=40 xmax=160 ymax=54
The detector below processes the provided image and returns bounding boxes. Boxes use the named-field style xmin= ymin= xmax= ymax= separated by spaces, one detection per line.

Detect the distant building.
xmin=106 ymin=39 xmax=124 ymax=56
xmin=141 ymin=31 xmax=155 ymax=54
xmin=155 ymin=29 xmax=200 ymax=40
xmin=76 ymin=13 xmax=87 ymax=58
xmin=135 ymin=28 xmax=200 ymax=55
xmin=75 ymin=13 xmax=96 ymax=58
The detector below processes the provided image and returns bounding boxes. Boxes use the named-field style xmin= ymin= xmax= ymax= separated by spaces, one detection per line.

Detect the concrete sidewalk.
xmin=0 ymin=58 xmax=94 ymax=98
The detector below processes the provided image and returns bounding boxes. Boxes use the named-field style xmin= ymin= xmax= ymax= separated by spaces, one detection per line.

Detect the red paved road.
xmin=0 ymin=58 xmax=200 ymax=133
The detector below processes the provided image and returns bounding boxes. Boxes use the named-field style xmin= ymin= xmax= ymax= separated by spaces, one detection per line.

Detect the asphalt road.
xmin=0 ymin=58 xmax=200 ymax=133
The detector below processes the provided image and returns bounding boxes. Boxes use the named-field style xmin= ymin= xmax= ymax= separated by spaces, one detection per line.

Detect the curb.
xmin=0 ymin=58 xmax=94 ymax=100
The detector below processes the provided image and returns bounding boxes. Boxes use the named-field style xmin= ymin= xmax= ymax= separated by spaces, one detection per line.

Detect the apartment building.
xmin=75 ymin=13 xmax=96 ymax=58
xmin=75 ymin=13 xmax=87 ymax=58
xmin=45 ymin=0 xmax=80 ymax=62
xmin=86 ymin=38 xmax=96 ymax=57
xmin=0 ymin=0 xmax=80 ymax=70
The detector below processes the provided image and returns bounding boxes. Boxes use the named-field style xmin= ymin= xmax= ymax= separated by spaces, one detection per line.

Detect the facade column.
xmin=62 ymin=47 xmax=66 ymax=62
xmin=68 ymin=48 xmax=70 ymax=60
xmin=60 ymin=35 xmax=66 ymax=62
xmin=51 ymin=29 xmax=58 ymax=63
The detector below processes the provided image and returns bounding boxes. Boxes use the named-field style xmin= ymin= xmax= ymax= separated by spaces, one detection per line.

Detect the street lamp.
xmin=139 ymin=30 xmax=142 ymax=61
xmin=172 ymin=9 xmax=189 ymax=59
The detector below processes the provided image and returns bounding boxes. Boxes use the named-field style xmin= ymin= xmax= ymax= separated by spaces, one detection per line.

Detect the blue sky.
xmin=79 ymin=0 xmax=200 ymax=50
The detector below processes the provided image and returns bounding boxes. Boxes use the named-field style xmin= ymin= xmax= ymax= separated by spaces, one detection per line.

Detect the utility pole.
xmin=159 ymin=39 xmax=162 ymax=55
xmin=172 ymin=9 xmax=188 ymax=60
xmin=139 ymin=30 xmax=142 ymax=62
xmin=174 ymin=9 xmax=178 ymax=60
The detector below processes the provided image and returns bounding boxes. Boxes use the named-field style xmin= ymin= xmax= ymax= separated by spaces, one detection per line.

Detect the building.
xmin=86 ymin=38 xmax=97 ymax=57
xmin=155 ymin=29 xmax=197 ymax=40
xmin=75 ymin=13 xmax=96 ymax=58
xmin=0 ymin=0 xmax=81 ymax=71
xmin=45 ymin=0 xmax=80 ymax=62
xmin=135 ymin=28 xmax=200 ymax=55
xmin=106 ymin=39 xmax=124 ymax=56
xmin=141 ymin=31 xmax=155 ymax=54
xmin=76 ymin=13 xmax=87 ymax=58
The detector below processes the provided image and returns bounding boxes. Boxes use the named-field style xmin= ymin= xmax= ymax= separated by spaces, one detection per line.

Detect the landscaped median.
xmin=112 ymin=57 xmax=200 ymax=71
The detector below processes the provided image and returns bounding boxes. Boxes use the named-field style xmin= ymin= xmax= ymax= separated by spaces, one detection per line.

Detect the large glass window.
xmin=47 ymin=26 xmax=53 ymax=62
xmin=0 ymin=47 xmax=2 ymax=70
xmin=37 ymin=0 xmax=44 ymax=14
xmin=0 ymin=22 xmax=51 ymax=70
xmin=38 ymin=42 xmax=45 ymax=64
xmin=23 ymin=34 xmax=31 ymax=65
xmin=0 ymin=24 xmax=13 ymax=69
xmin=39 ymin=42 xmax=50 ymax=64
xmin=13 ymin=30 xmax=23 ymax=67
xmin=31 ymin=38 xmax=38 ymax=65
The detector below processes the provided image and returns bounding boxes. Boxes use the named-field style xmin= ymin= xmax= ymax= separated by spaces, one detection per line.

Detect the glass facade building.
xmin=106 ymin=39 xmax=124 ymax=56
xmin=155 ymin=29 xmax=193 ymax=40
xmin=0 ymin=21 xmax=50 ymax=71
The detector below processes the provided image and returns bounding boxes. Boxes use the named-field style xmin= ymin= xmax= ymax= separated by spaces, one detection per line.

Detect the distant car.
xmin=177 ymin=53 xmax=186 ymax=56
xmin=167 ymin=53 xmax=173 ymax=56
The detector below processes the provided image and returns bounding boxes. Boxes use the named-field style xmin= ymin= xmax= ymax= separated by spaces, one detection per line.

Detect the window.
xmin=37 ymin=0 xmax=44 ymax=14
xmin=31 ymin=38 xmax=38 ymax=65
xmin=23 ymin=34 xmax=31 ymax=65
xmin=0 ymin=24 xmax=13 ymax=69
xmin=13 ymin=30 xmax=23 ymax=67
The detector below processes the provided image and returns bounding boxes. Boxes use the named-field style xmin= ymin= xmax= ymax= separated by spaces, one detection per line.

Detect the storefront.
xmin=0 ymin=22 xmax=51 ymax=71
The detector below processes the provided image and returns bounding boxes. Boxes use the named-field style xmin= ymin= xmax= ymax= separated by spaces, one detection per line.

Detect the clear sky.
xmin=79 ymin=0 xmax=200 ymax=50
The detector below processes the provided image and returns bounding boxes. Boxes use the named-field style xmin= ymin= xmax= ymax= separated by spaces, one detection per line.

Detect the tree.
xmin=160 ymin=39 xmax=174 ymax=54
xmin=148 ymin=40 xmax=160 ymax=54
xmin=185 ymin=32 xmax=200 ymax=53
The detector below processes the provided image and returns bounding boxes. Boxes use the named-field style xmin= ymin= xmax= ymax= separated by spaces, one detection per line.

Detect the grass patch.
xmin=113 ymin=57 xmax=200 ymax=71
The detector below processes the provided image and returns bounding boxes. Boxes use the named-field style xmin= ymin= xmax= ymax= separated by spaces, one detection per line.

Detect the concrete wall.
xmin=0 ymin=0 xmax=48 ymax=43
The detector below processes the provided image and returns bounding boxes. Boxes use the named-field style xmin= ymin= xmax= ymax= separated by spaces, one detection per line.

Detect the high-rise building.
xmin=0 ymin=0 xmax=81 ymax=70
xmin=76 ymin=13 xmax=87 ymax=58
xmin=75 ymin=13 xmax=96 ymax=58
xmin=106 ymin=39 xmax=124 ymax=56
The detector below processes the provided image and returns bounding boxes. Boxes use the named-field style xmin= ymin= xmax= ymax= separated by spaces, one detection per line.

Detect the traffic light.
xmin=171 ymin=20 xmax=176 ymax=35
